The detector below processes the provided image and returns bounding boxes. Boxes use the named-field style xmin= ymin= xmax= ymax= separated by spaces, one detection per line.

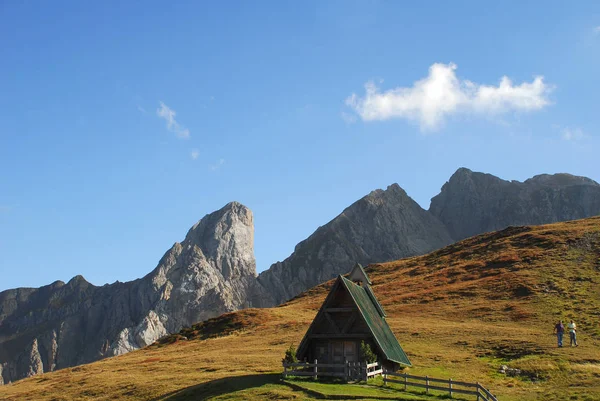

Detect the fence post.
xmin=404 ymin=373 xmax=407 ymax=390
xmin=476 ymin=382 xmax=480 ymax=401
xmin=313 ymin=359 xmax=318 ymax=380
xmin=383 ymin=370 xmax=387 ymax=386
xmin=344 ymin=358 xmax=348 ymax=380
xmin=426 ymin=376 xmax=429 ymax=394
xmin=283 ymin=364 xmax=287 ymax=378
xmin=449 ymin=378 xmax=453 ymax=398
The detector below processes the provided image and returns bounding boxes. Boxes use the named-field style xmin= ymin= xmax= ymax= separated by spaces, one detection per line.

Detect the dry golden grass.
xmin=2 ymin=217 xmax=600 ymax=400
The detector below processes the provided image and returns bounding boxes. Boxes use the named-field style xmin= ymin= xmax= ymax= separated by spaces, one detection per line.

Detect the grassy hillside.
xmin=1 ymin=217 xmax=600 ymax=401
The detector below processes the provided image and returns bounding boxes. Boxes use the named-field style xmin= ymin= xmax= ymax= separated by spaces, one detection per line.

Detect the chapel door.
xmin=344 ymin=341 xmax=356 ymax=362
xmin=332 ymin=341 xmax=344 ymax=364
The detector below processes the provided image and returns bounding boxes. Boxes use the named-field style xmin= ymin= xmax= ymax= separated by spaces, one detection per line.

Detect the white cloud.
xmin=191 ymin=149 xmax=200 ymax=160
xmin=346 ymin=63 xmax=553 ymax=131
xmin=137 ymin=105 xmax=147 ymax=113
xmin=209 ymin=158 xmax=225 ymax=171
xmin=562 ymin=127 xmax=586 ymax=141
xmin=156 ymin=102 xmax=190 ymax=139
xmin=594 ymin=26 xmax=600 ymax=34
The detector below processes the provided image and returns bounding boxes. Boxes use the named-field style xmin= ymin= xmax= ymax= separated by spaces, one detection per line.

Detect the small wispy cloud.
xmin=156 ymin=102 xmax=190 ymax=139
xmin=191 ymin=149 xmax=200 ymax=160
xmin=340 ymin=111 xmax=357 ymax=124
xmin=562 ymin=127 xmax=586 ymax=141
xmin=594 ymin=26 xmax=600 ymax=34
xmin=137 ymin=105 xmax=147 ymax=114
xmin=346 ymin=63 xmax=554 ymax=131
xmin=209 ymin=158 xmax=225 ymax=171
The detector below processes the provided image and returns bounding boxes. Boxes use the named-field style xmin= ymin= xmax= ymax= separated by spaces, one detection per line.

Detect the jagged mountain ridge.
xmin=2 ymin=168 xmax=600 ymax=384
xmin=254 ymin=169 xmax=600 ymax=307
xmin=0 ymin=202 xmax=256 ymax=384
xmin=253 ymin=183 xmax=454 ymax=306
xmin=430 ymin=168 xmax=600 ymax=241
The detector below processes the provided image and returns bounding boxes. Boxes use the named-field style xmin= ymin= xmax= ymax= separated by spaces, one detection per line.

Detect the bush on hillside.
xmin=360 ymin=341 xmax=377 ymax=363
xmin=283 ymin=343 xmax=298 ymax=364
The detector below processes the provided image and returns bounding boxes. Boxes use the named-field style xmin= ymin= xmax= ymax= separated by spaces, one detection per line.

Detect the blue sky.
xmin=1 ymin=1 xmax=599 ymax=291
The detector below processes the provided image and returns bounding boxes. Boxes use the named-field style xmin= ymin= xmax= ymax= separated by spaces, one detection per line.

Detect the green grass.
xmin=151 ymin=374 xmax=453 ymax=401
xmin=283 ymin=378 xmax=445 ymax=400
xmin=152 ymin=374 xmax=290 ymax=401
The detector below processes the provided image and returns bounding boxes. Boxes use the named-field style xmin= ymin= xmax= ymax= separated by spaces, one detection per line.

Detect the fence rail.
xmin=282 ymin=360 xmax=382 ymax=381
xmin=383 ymin=371 xmax=498 ymax=401
xmin=283 ymin=361 xmax=498 ymax=400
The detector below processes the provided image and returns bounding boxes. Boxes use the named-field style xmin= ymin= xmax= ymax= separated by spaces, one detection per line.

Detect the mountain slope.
xmin=3 ymin=168 xmax=600 ymax=385
xmin=0 ymin=202 xmax=257 ymax=384
xmin=255 ymin=169 xmax=600 ymax=307
xmin=254 ymin=184 xmax=454 ymax=306
xmin=430 ymin=167 xmax=600 ymax=241
xmin=2 ymin=216 xmax=599 ymax=400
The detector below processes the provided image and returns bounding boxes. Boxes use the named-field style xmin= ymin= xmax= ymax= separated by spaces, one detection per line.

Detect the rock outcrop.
xmin=0 ymin=202 xmax=256 ymax=384
xmin=429 ymin=168 xmax=600 ymax=241
xmin=253 ymin=184 xmax=454 ymax=306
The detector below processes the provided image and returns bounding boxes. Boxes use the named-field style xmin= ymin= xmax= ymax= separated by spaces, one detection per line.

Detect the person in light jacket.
xmin=568 ymin=320 xmax=578 ymax=347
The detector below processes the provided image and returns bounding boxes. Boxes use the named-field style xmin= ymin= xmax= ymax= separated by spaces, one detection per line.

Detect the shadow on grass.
xmin=150 ymin=373 xmax=281 ymax=401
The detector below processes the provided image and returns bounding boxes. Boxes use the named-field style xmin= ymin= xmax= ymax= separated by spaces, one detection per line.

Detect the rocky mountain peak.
xmin=0 ymin=201 xmax=257 ymax=385
xmin=183 ymin=201 xmax=255 ymax=280
xmin=525 ymin=173 xmax=600 ymax=187
xmin=186 ymin=202 xmax=252 ymax=237
xmin=255 ymin=183 xmax=453 ymax=306
xmin=49 ymin=280 xmax=65 ymax=289
xmin=357 ymin=184 xmax=412 ymax=211
xmin=452 ymin=166 xmax=474 ymax=177
xmin=430 ymin=169 xmax=600 ymax=241
xmin=67 ymin=275 xmax=89 ymax=286
xmin=367 ymin=183 xmax=408 ymax=198
xmin=447 ymin=167 xmax=502 ymax=186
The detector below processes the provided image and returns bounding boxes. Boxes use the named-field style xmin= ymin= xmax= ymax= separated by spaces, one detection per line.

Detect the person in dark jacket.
xmin=554 ymin=320 xmax=565 ymax=347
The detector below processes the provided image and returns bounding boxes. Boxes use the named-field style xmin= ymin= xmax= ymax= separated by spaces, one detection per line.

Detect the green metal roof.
xmin=347 ymin=264 xmax=385 ymax=317
xmin=348 ymin=263 xmax=372 ymax=285
xmin=340 ymin=276 xmax=412 ymax=366
xmin=364 ymin=284 xmax=386 ymax=318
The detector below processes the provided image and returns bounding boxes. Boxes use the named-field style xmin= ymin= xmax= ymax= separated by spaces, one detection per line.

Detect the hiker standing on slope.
xmin=568 ymin=320 xmax=579 ymax=347
xmin=554 ymin=320 xmax=565 ymax=347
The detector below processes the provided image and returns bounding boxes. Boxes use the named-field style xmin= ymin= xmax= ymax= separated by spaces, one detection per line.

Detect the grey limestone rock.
xmin=3 ymin=169 xmax=600 ymax=384
xmin=0 ymin=201 xmax=256 ymax=384
xmin=429 ymin=168 xmax=600 ymax=241
xmin=253 ymin=184 xmax=454 ymax=306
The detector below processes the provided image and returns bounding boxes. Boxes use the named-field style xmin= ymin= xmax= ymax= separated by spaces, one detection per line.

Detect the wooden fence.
xmin=383 ymin=371 xmax=498 ymax=401
xmin=282 ymin=360 xmax=382 ymax=381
